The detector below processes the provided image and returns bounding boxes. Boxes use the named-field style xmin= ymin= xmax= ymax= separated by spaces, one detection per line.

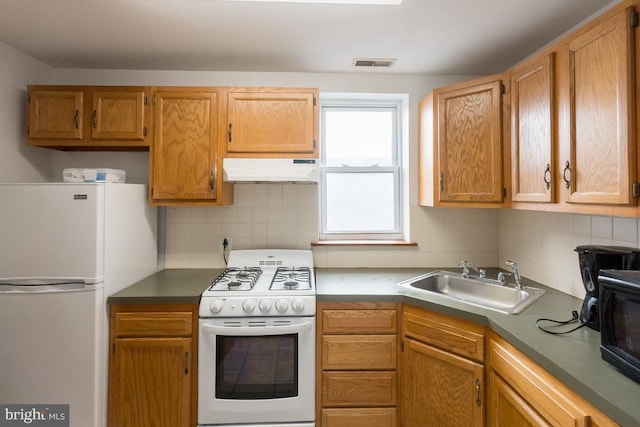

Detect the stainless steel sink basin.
xmin=396 ymin=270 xmax=545 ymax=314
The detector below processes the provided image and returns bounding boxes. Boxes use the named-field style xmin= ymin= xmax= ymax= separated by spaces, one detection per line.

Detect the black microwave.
xmin=598 ymin=269 xmax=640 ymax=384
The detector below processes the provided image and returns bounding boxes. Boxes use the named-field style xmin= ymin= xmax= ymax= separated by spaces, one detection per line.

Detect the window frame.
xmin=319 ymin=95 xmax=406 ymax=241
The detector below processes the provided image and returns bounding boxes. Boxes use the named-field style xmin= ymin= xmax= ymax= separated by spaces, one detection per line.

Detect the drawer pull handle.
xmin=475 ymin=378 xmax=481 ymax=407
xmin=73 ymin=110 xmax=80 ymax=129
xmin=183 ymin=351 xmax=189 ymax=375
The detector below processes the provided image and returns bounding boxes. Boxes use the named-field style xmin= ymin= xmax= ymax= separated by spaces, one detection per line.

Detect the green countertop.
xmin=108 ymin=269 xmax=223 ymax=304
xmin=108 ymin=267 xmax=640 ymax=426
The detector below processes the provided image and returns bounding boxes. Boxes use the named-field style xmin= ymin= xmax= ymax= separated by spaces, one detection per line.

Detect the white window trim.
xmin=318 ymin=93 xmax=409 ymax=242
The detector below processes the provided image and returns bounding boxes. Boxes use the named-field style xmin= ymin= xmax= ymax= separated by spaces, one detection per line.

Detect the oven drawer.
xmin=322 ymin=371 xmax=397 ymax=407
xmin=321 ymin=408 xmax=397 ymax=427
xmin=322 ymin=335 xmax=397 ymax=370
xmin=114 ymin=312 xmax=193 ymax=337
xmin=322 ymin=308 xmax=398 ymax=334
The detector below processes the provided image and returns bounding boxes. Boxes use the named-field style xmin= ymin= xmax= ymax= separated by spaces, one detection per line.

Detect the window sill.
xmin=312 ymin=240 xmax=417 ymax=247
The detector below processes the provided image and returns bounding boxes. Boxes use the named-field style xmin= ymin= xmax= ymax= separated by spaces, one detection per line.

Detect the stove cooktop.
xmin=199 ymin=249 xmax=316 ymax=317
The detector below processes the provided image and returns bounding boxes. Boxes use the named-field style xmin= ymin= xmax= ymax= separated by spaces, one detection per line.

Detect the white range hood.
xmin=222 ymin=158 xmax=320 ymax=183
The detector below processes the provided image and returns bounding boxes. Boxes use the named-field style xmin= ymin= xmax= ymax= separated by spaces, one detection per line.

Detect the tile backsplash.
xmin=499 ymin=210 xmax=640 ymax=298
xmin=163 ymin=183 xmax=640 ymax=300
xmin=164 ymin=183 xmax=499 ymax=271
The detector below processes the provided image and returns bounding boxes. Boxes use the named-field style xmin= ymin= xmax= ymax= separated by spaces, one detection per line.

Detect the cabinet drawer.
xmin=321 ymin=408 xmax=397 ymax=427
xmin=322 ymin=309 xmax=397 ymax=334
xmin=403 ymin=305 xmax=485 ymax=362
xmin=322 ymin=371 xmax=396 ymax=407
xmin=322 ymin=335 xmax=397 ymax=370
xmin=114 ymin=312 xmax=193 ymax=337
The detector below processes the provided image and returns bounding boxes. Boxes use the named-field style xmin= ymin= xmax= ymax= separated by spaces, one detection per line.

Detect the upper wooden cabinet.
xmin=419 ymin=75 xmax=506 ymax=207
xmin=562 ymin=6 xmax=637 ymax=206
xmin=149 ymin=87 xmax=233 ymax=206
xmin=511 ymin=4 xmax=639 ymax=215
xmin=27 ymin=86 xmax=150 ymax=150
xmin=226 ymin=87 xmax=318 ymax=157
xmin=511 ymin=53 xmax=555 ymax=203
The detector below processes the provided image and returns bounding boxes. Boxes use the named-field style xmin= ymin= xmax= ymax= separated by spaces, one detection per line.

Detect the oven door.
xmin=198 ymin=316 xmax=315 ymax=426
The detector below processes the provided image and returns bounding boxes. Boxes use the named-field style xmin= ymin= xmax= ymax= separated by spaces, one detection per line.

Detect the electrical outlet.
xmin=220 ymin=237 xmax=232 ymax=253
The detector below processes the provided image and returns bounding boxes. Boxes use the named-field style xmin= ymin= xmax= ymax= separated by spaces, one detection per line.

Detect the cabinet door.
xmin=436 ymin=80 xmax=503 ymax=203
xmin=565 ymin=7 xmax=636 ymax=205
xmin=227 ymin=89 xmax=317 ymax=155
xmin=151 ymin=90 xmax=219 ymax=202
xmin=109 ymin=337 xmax=192 ymax=427
xmin=402 ymin=337 xmax=484 ymax=427
xmin=487 ymin=371 xmax=551 ymax=427
xmin=488 ymin=335 xmax=593 ymax=427
xmin=511 ymin=54 xmax=555 ymax=203
xmin=28 ymin=90 xmax=83 ymax=139
xmin=92 ymin=90 xmax=147 ymax=141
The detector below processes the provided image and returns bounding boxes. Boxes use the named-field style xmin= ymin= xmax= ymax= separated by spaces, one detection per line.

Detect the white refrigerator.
xmin=0 ymin=183 xmax=158 ymax=427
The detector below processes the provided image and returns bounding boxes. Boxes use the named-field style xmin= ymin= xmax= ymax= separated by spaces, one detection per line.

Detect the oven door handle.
xmin=201 ymin=321 xmax=313 ymax=336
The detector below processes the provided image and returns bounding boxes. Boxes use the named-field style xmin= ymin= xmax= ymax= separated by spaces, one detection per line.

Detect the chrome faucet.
xmin=505 ymin=260 xmax=523 ymax=290
xmin=459 ymin=260 xmax=486 ymax=279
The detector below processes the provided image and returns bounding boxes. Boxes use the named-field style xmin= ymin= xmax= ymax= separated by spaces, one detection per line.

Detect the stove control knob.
xmin=275 ymin=298 xmax=289 ymax=313
xmin=291 ymin=298 xmax=305 ymax=313
xmin=259 ymin=299 xmax=273 ymax=313
xmin=209 ymin=298 xmax=225 ymax=314
xmin=242 ymin=299 xmax=256 ymax=313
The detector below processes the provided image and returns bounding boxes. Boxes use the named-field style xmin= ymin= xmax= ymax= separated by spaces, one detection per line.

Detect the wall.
xmin=46 ymin=68 xmax=501 ymax=270
xmin=0 ymin=42 xmax=52 ymax=182
xmin=3 ymin=61 xmax=633 ymax=299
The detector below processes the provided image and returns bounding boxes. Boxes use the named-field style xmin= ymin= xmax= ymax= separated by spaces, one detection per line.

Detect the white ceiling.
xmin=0 ymin=0 xmax=619 ymax=75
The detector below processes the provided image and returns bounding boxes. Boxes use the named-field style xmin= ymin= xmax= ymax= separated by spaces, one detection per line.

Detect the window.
xmin=319 ymin=95 xmax=407 ymax=241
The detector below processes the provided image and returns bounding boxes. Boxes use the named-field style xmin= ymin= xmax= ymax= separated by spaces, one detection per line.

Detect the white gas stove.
xmin=199 ymin=249 xmax=316 ymax=318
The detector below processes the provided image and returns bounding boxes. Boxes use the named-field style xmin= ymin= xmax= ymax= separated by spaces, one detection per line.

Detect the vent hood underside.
xmin=222 ymin=158 xmax=320 ymax=183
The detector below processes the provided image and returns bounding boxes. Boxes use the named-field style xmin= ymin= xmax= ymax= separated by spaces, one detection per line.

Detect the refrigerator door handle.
xmin=0 ymin=280 xmax=96 ymax=293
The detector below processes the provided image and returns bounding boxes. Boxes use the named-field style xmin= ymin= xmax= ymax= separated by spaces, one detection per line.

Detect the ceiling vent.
xmin=353 ymin=58 xmax=396 ymax=68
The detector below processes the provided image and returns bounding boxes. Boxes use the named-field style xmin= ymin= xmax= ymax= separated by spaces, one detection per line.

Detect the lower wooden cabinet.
xmin=317 ymin=301 xmax=400 ymax=427
xmin=108 ymin=304 xmax=198 ymax=427
xmin=402 ymin=305 xmax=486 ymax=427
xmin=487 ymin=332 xmax=617 ymax=427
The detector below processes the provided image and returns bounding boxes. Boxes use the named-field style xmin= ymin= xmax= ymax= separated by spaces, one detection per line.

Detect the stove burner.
xmin=209 ymin=267 xmax=262 ymax=291
xmin=284 ymin=281 xmax=300 ymax=289
xmin=270 ymin=267 xmax=312 ymax=291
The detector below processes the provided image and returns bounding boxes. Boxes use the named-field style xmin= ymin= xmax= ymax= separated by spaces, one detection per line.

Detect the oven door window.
xmin=216 ymin=334 xmax=298 ymax=399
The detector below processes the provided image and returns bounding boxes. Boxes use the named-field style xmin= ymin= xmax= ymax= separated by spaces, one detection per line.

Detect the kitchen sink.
xmin=396 ymin=270 xmax=545 ymax=314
